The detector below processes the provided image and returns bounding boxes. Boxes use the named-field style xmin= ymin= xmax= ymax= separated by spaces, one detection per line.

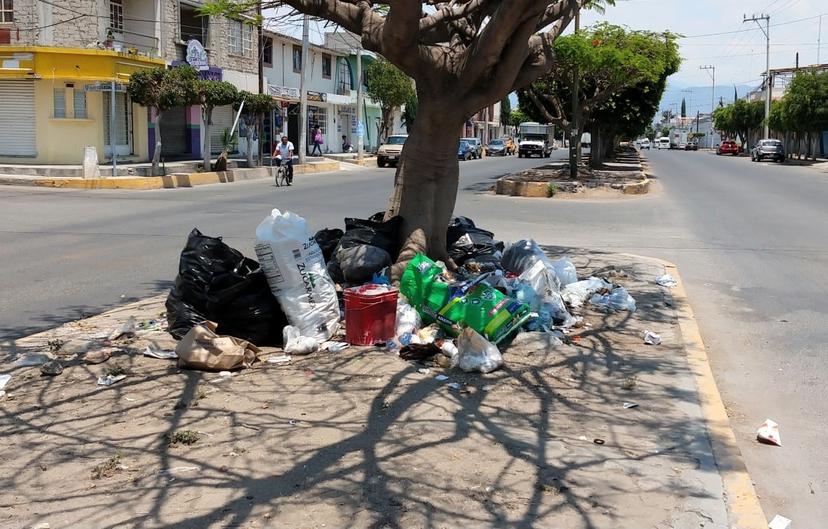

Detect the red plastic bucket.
xmin=344 ymin=285 xmax=399 ymax=345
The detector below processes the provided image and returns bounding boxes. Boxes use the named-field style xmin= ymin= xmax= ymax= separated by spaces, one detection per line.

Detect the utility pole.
xmin=818 ymin=15 xmax=823 ymax=64
xmin=110 ymin=81 xmax=117 ymax=175
xmin=356 ymin=42 xmax=364 ymax=163
xmin=257 ymin=1 xmax=263 ymax=94
xmin=569 ymin=9 xmax=580 ymax=178
xmin=744 ymin=13 xmax=770 ymax=138
xmin=298 ymin=15 xmax=309 ymax=164
xmin=700 ymin=65 xmax=715 ymax=148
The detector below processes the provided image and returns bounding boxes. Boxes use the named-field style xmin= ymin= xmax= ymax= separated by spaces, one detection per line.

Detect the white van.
xmin=657 ymin=137 xmax=671 ymax=150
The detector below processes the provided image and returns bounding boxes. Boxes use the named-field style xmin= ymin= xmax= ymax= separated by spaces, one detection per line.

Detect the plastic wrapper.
xmin=453 ymin=328 xmax=503 ymax=373
xmin=561 ymin=277 xmax=613 ymax=308
xmin=589 ymin=287 xmax=637 ymax=312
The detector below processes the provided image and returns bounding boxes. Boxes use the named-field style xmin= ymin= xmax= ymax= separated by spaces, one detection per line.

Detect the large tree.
xmin=195 ymin=80 xmax=239 ymax=171
xmin=768 ymin=70 xmax=828 ymax=160
xmin=203 ymin=0 xmax=588 ymax=258
xmin=365 ymin=57 xmax=415 ymax=143
xmin=519 ymin=24 xmax=679 ymax=167
xmin=235 ymin=91 xmax=276 ymax=167
xmin=127 ymin=66 xmax=198 ymax=176
xmin=713 ymin=99 xmax=763 ymax=150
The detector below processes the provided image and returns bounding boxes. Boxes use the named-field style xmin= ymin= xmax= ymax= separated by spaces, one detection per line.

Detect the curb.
xmin=622 ymin=253 xmax=767 ymax=529
xmin=0 ymin=162 xmax=341 ymax=190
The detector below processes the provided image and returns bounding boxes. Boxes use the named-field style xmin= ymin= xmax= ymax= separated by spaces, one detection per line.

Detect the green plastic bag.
xmin=400 ymin=254 xmax=530 ymax=344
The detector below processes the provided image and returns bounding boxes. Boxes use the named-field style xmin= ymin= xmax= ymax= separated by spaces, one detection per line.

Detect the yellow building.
xmin=0 ymin=46 xmax=164 ymax=165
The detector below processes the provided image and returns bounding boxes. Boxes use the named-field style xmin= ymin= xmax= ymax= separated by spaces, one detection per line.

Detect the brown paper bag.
xmin=176 ymin=321 xmax=261 ymax=371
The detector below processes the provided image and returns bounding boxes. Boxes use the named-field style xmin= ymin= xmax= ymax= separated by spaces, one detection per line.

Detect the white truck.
xmin=670 ymin=129 xmax=688 ymax=149
xmin=518 ymin=122 xmax=553 ymax=158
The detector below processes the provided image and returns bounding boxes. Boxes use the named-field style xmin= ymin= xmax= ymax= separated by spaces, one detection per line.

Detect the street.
xmin=1 ymin=149 xmax=827 ymax=524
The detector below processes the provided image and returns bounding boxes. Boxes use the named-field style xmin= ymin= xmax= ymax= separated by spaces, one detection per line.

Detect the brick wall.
xmin=5 ymin=0 xmax=103 ymax=48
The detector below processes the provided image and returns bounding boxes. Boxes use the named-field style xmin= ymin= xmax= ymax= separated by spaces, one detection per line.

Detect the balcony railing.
xmin=106 ymin=26 xmax=159 ymax=58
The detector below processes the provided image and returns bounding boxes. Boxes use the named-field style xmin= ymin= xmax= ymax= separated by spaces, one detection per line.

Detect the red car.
xmin=716 ymin=140 xmax=740 ymax=156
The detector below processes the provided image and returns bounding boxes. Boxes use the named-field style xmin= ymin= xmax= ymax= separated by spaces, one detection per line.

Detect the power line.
xmin=679 ymin=13 xmax=827 ymax=39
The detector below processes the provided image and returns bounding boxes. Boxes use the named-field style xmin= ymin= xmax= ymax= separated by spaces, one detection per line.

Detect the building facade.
xmin=0 ymin=0 xmax=259 ymax=165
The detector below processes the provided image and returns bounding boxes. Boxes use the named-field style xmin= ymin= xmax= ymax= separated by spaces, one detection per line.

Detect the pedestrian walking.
xmin=311 ymin=126 xmax=323 ymax=156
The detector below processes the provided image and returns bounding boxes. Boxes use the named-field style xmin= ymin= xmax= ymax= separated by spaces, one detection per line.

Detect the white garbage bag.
xmin=255 ymin=209 xmax=340 ymax=342
xmin=395 ymin=296 xmax=421 ymax=337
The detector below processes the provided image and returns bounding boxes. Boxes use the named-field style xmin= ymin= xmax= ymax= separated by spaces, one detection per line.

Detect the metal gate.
xmin=0 ymin=80 xmax=37 ymax=157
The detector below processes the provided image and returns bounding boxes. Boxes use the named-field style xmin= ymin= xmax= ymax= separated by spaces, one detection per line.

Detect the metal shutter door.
xmin=0 ymin=81 xmax=37 ymax=157
xmin=210 ymin=105 xmax=235 ymax=154
xmin=161 ymin=106 xmax=188 ymax=156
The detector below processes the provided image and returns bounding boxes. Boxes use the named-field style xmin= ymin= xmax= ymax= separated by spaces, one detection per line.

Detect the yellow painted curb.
xmin=27 ymin=162 xmax=342 ymax=190
xmin=622 ymin=253 xmax=767 ymax=529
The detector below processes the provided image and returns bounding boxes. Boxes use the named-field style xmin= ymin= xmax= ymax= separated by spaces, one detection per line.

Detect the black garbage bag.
xmin=338 ymin=244 xmax=392 ymax=284
xmin=314 ymin=228 xmax=344 ymax=263
xmin=446 ymin=216 xmax=503 ymax=266
xmin=166 ymin=228 xmax=288 ymax=346
xmin=340 ymin=215 xmax=404 ymax=259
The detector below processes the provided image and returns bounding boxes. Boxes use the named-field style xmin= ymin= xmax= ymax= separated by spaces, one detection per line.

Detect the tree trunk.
xmin=589 ymin=131 xmax=602 ymax=169
xmin=381 ymin=107 xmax=394 ymax=144
xmin=151 ymin=109 xmax=163 ymax=177
xmin=257 ymin=115 xmax=264 ymax=165
xmin=385 ymin=99 xmax=462 ymax=260
xmin=203 ymin=106 xmax=212 ymax=171
xmin=568 ymin=126 xmax=578 ymax=178
xmin=245 ymin=117 xmax=255 ymax=168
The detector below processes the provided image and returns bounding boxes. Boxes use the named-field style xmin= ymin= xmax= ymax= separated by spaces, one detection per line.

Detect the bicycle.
xmin=273 ymin=164 xmax=289 ymax=187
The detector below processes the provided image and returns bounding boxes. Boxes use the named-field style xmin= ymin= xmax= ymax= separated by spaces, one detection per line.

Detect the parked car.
xmin=684 ymin=140 xmax=698 ymax=151
xmin=458 ymin=140 xmax=475 ymax=161
xmin=502 ymin=137 xmax=517 ymax=155
xmin=461 ymin=137 xmax=483 ymax=159
xmin=639 ymin=138 xmax=651 ymax=150
xmin=486 ymin=138 xmax=507 ymax=156
xmin=716 ymin=140 xmax=740 ymax=156
xmin=750 ymin=138 xmax=785 ymax=163
xmin=377 ymin=134 xmax=408 ymax=167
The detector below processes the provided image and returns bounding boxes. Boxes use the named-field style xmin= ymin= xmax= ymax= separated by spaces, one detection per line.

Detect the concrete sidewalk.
xmin=0 ymin=250 xmax=764 ymax=529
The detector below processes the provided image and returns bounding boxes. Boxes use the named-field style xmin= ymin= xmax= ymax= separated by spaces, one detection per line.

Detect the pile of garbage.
xmin=159 ymin=209 xmax=637 ymax=375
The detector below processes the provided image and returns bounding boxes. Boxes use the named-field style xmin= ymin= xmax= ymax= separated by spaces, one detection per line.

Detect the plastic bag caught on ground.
xmin=550 ymin=257 xmax=578 ymax=286
xmin=518 ymin=260 xmax=557 ymax=301
xmin=643 ymin=330 xmax=662 ymax=345
xmin=166 ymin=228 xmax=288 ymax=346
xmin=540 ymin=292 xmax=579 ymax=328
xmin=502 ymin=239 xmax=550 ymax=274
xmin=395 ymin=297 xmax=421 ymax=337
xmin=562 ymin=277 xmax=613 ymax=308
xmin=589 ymin=287 xmax=637 ymax=312
xmin=282 ymin=325 xmax=320 ymax=355
xmin=453 ymin=328 xmax=503 ymax=373
xmin=656 ymin=274 xmax=678 ymax=288
xmin=255 ymin=209 xmax=340 ymax=342
xmin=756 ymin=418 xmax=782 ymax=446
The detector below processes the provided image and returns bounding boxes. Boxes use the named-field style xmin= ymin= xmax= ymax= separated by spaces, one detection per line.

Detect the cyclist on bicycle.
xmin=274 ymin=135 xmax=295 ymax=185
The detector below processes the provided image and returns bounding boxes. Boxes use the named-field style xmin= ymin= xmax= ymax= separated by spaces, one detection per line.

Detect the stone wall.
xmin=8 ymin=0 xmax=103 ymax=47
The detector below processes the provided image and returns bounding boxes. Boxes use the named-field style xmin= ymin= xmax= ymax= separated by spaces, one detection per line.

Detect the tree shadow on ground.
xmin=1 ymin=249 xmax=721 ymax=529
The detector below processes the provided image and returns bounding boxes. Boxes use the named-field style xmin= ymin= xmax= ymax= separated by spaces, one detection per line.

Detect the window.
xmin=262 ymin=36 xmax=273 ymax=67
xmin=229 ymin=20 xmax=252 ymax=57
xmin=322 ymin=54 xmax=332 ymax=79
xmin=73 ymin=89 xmax=87 ymax=119
xmin=1 ymin=0 xmax=13 ymax=23
xmin=109 ymin=0 xmax=123 ymax=32
xmin=180 ymin=3 xmax=208 ymax=45
xmin=336 ymin=58 xmax=352 ymax=94
xmin=293 ymin=44 xmax=302 ymax=73
xmin=53 ymin=88 xmax=66 ymax=118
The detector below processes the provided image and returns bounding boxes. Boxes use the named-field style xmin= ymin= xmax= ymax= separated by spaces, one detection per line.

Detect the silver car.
xmin=750 ymin=139 xmax=785 ymax=163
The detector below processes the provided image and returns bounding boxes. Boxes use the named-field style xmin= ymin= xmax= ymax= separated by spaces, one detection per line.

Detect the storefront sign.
xmin=307 ymin=91 xmax=326 ymax=103
xmin=84 ymin=81 xmax=126 ymax=92
xmin=269 ymin=84 xmax=300 ymax=100
xmin=186 ymin=39 xmax=209 ymax=71
xmin=171 ymin=60 xmax=221 ymax=81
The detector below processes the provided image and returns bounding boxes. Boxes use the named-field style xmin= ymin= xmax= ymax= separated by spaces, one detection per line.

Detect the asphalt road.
xmin=2 ymin=147 xmax=826 ymax=524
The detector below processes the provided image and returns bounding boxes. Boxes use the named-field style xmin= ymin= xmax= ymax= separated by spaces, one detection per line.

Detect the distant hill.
xmin=659 ymin=83 xmax=754 ymax=116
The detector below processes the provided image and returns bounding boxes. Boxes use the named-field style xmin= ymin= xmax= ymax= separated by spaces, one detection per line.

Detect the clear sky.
xmin=580 ymin=0 xmax=825 ymax=89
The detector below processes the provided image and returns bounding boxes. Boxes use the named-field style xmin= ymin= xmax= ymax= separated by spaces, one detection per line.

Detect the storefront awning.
xmin=0 ymin=47 xmax=164 ymax=81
